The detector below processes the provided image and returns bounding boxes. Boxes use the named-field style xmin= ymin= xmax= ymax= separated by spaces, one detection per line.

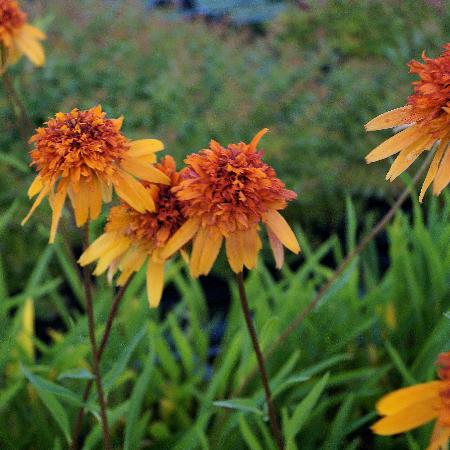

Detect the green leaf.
xmin=57 ymin=368 xmax=94 ymax=381
xmin=239 ymin=415 xmax=265 ymax=450
xmin=123 ymin=347 xmax=156 ymax=450
xmin=213 ymin=398 xmax=263 ymax=416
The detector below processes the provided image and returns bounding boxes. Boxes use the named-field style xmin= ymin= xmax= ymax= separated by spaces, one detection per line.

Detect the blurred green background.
xmin=0 ymin=0 xmax=449 ymax=449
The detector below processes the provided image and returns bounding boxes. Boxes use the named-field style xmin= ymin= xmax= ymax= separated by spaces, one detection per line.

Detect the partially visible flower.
xmin=22 ymin=106 xmax=170 ymax=243
xmin=372 ymin=351 xmax=450 ymax=450
xmin=160 ymin=129 xmax=300 ymax=277
xmin=365 ymin=43 xmax=450 ymax=201
xmin=78 ymin=156 xmax=185 ymax=307
xmin=0 ymin=0 xmax=45 ymax=71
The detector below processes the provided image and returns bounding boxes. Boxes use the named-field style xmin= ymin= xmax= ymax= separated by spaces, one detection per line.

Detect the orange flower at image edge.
xmin=79 ymin=156 xmax=185 ymax=307
xmin=0 ymin=0 xmax=45 ymax=71
xmin=161 ymin=129 xmax=300 ymax=277
xmin=365 ymin=43 xmax=450 ymax=201
xmin=22 ymin=105 xmax=170 ymax=243
xmin=372 ymin=352 xmax=450 ymax=450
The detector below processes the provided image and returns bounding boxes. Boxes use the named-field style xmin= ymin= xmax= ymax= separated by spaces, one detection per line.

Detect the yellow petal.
xmin=78 ymin=233 xmax=118 ymax=266
xmin=160 ymin=218 xmax=200 ymax=259
xmin=240 ymin=228 xmax=262 ymax=270
xmin=433 ymin=145 xmax=450 ymax=196
xmin=365 ymin=125 xmax=423 ymax=163
xmin=249 ymin=128 xmax=269 ymax=151
xmin=88 ymin=176 xmax=102 ymax=220
xmin=93 ymin=237 xmax=131 ymax=276
xmin=385 ymin=136 xmax=433 ymax=181
xmin=111 ymin=116 xmax=124 ymax=130
xmin=116 ymin=247 xmax=148 ymax=285
xmin=225 ymin=233 xmax=244 ymax=273
xmin=365 ymin=106 xmax=412 ymax=131
xmin=264 ymin=210 xmax=300 ymax=254
xmin=21 ymin=184 xmax=51 ymax=226
xmin=69 ymin=181 xmax=90 ymax=227
xmin=113 ymin=171 xmax=155 ymax=212
xmin=14 ymin=30 xmax=45 ymax=66
xmin=190 ymin=226 xmax=223 ymax=277
xmin=420 ymin=139 xmax=448 ymax=202
xmin=23 ymin=24 xmax=46 ymax=40
xmin=376 ymin=381 xmax=442 ymax=415
xmin=372 ymin=396 xmax=439 ymax=435
xmin=100 ymin=181 xmax=113 ymax=203
xmin=128 ymin=139 xmax=164 ymax=157
xmin=427 ymin=423 xmax=450 ymax=450
xmin=49 ymin=181 xmax=69 ymax=244
xmin=27 ymin=176 xmax=43 ymax=198
xmin=121 ymin=158 xmax=170 ymax=185
xmin=147 ymin=259 xmax=165 ymax=308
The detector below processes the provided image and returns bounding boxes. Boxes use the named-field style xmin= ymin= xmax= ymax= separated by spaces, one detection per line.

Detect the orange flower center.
xmin=407 ymin=44 xmax=450 ymax=138
xmin=106 ymin=157 xmax=185 ymax=251
xmin=174 ymin=139 xmax=296 ymax=235
xmin=30 ymin=107 xmax=130 ymax=183
xmin=0 ymin=0 xmax=26 ymax=44
xmin=437 ymin=352 xmax=450 ymax=426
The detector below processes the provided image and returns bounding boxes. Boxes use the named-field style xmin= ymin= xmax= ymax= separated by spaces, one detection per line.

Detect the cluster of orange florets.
xmin=174 ymin=134 xmax=296 ymax=236
xmin=106 ymin=156 xmax=185 ymax=251
xmin=437 ymin=352 xmax=450 ymax=427
xmin=0 ymin=0 xmax=26 ymax=45
xmin=30 ymin=107 xmax=129 ymax=183
xmin=407 ymin=44 xmax=450 ymax=137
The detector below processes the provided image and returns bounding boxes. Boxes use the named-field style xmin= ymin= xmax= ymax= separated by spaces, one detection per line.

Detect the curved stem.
xmin=235 ymin=151 xmax=434 ymax=397
xmin=235 ymin=272 xmax=284 ymax=450
xmin=81 ymin=227 xmax=111 ymax=450
xmin=70 ymin=279 xmax=132 ymax=450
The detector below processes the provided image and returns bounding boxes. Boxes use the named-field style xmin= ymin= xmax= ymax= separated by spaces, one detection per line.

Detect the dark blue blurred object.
xmin=146 ymin=0 xmax=287 ymax=24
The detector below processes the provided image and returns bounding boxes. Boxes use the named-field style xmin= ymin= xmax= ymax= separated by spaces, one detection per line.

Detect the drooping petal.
xmin=69 ymin=181 xmax=89 ymax=226
xmin=22 ymin=24 xmax=46 ymax=40
xmin=78 ymin=233 xmax=118 ymax=266
xmin=160 ymin=218 xmax=200 ymax=259
xmin=420 ymin=139 xmax=448 ymax=202
xmin=113 ymin=170 xmax=155 ymax=212
xmin=116 ymin=247 xmax=148 ymax=286
xmin=88 ymin=175 xmax=103 ymax=220
xmin=433 ymin=145 xmax=450 ymax=196
xmin=372 ymin=396 xmax=439 ymax=435
xmin=376 ymin=381 xmax=442 ymax=415
xmin=14 ymin=30 xmax=45 ymax=66
xmin=225 ymin=233 xmax=244 ymax=273
xmin=49 ymin=180 xmax=69 ymax=244
xmin=121 ymin=158 xmax=170 ymax=184
xmin=365 ymin=125 xmax=423 ymax=163
xmin=93 ymin=237 xmax=131 ymax=276
xmin=27 ymin=176 xmax=43 ymax=198
xmin=267 ymin=228 xmax=284 ymax=269
xmin=190 ymin=226 xmax=223 ymax=277
xmin=147 ymin=259 xmax=165 ymax=308
xmin=264 ymin=209 xmax=300 ymax=254
xmin=21 ymin=183 xmax=51 ymax=226
xmin=365 ymin=106 xmax=413 ymax=131
xmin=385 ymin=136 xmax=433 ymax=181
xmin=128 ymin=139 xmax=164 ymax=157
xmin=240 ymin=228 xmax=262 ymax=270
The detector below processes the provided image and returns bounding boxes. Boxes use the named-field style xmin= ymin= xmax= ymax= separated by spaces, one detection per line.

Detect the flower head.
xmin=161 ymin=129 xmax=300 ymax=277
xmin=78 ymin=156 xmax=186 ymax=307
xmin=0 ymin=0 xmax=45 ymax=71
xmin=22 ymin=105 xmax=170 ymax=243
xmin=372 ymin=351 xmax=450 ymax=450
xmin=365 ymin=43 xmax=450 ymax=201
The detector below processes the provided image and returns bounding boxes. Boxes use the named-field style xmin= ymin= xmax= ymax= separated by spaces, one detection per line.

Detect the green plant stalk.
xmin=70 ymin=278 xmax=132 ymax=450
xmin=235 ymin=150 xmax=435 ymax=397
xmin=81 ymin=226 xmax=112 ymax=450
xmin=235 ymin=272 xmax=284 ymax=450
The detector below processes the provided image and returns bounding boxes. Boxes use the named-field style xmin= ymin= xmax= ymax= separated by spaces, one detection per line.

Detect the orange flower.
xmin=78 ymin=156 xmax=186 ymax=307
xmin=372 ymin=351 xmax=450 ymax=450
xmin=22 ymin=106 xmax=170 ymax=243
xmin=160 ymin=129 xmax=300 ymax=277
xmin=365 ymin=43 xmax=450 ymax=201
xmin=0 ymin=0 xmax=45 ymax=71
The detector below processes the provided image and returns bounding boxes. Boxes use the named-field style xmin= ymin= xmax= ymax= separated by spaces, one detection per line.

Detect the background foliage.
xmin=0 ymin=0 xmax=449 ymax=449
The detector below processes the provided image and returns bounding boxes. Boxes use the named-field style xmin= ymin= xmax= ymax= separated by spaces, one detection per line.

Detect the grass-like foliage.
xmin=0 ymin=192 xmax=448 ymax=449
